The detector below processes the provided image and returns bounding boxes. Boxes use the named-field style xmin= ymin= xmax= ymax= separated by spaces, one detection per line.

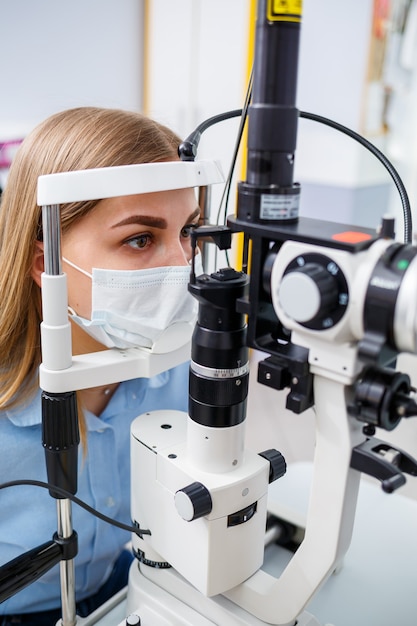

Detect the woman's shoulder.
xmin=0 ymin=388 xmax=42 ymax=429
xmin=147 ymin=360 xmax=189 ymax=388
xmin=119 ymin=361 xmax=189 ymax=416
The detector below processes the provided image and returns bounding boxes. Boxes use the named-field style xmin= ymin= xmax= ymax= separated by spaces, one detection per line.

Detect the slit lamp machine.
xmin=2 ymin=1 xmax=417 ymax=625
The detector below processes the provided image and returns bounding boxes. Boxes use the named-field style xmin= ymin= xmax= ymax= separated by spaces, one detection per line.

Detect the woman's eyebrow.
xmin=186 ymin=208 xmax=201 ymax=223
xmin=111 ymin=207 xmax=200 ymax=230
xmin=112 ymin=215 xmax=168 ymax=229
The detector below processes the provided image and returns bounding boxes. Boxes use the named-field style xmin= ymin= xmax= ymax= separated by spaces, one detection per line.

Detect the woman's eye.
xmin=126 ymin=234 xmax=152 ymax=250
xmin=181 ymin=224 xmax=197 ymax=239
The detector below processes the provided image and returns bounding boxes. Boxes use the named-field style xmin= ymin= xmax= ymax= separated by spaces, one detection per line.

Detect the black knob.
xmin=259 ymin=449 xmax=287 ymax=483
xmin=278 ymin=262 xmax=338 ymax=324
xmin=175 ymin=482 xmax=212 ymax=521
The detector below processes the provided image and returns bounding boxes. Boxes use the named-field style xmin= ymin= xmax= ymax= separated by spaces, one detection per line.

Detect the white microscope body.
xmin=126 ymin=229 xmax=417 ymax=626
xmin=130 ymin=410 xmax=270 ymax=597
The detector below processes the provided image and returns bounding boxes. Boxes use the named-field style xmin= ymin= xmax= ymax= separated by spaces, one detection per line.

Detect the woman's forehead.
xmin=69 ymin=188 xmax=200 ymax=233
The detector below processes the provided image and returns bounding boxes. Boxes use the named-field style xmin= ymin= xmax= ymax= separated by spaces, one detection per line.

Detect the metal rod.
xmin=42 ymin=204 xmax=62 ymax=276
xmin=197 ymin=185 xmax=212 ymax=272
xmin=57 ymin=499 xmax=77 ymax=626
xmin=42 ymin=205 xmax=77 ymax=624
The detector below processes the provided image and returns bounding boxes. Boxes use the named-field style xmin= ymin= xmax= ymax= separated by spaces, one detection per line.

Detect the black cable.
xmin=178 ymin=109 xmax=244 ymax=161
xmin=0 ymin=479 xmax=151 ymax=536
xmin=178 ymin=80 xmax=253 ymax=266
xmin=182 ymin=105 xmax=412 ymax=244
xmin=217 ymin=68 xmax=253 ymax=227
xmin=299 ymin=110 xmax=412 ymax=243
xmin=216 ymin=70 xmax=253 ymax=266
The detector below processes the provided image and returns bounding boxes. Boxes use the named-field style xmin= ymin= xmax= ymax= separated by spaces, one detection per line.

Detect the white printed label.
xmin=260 ymin=194 xmax=299 ymax=219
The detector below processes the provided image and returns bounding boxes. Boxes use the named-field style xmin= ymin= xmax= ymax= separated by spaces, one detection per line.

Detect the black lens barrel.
xmin=188 ymin=268 xmax=249 ymax=429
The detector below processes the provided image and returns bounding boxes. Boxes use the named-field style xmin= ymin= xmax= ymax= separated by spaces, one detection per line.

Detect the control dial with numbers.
xmin=277 ymin=253 xmax=349 ymax=330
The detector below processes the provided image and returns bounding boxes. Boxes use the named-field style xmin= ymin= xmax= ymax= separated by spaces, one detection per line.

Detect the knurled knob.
xmin=175 ymin=481 xmax=212 ymax=521
xmin=278 ymin=262 xmax=337 ymax=324
xmin=259 ymin=449 xmax=287 ymax=483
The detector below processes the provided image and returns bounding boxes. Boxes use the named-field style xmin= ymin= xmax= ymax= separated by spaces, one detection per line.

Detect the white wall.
xmin=0 ymin=0 xmax=144 ymax=139
xmin=144 ymin=0 xmax=252 ymax=259
xmin=296 ymin=0 xmax=374 ymax=183
xmin=144 ymin=0 xmax=251 ymax=139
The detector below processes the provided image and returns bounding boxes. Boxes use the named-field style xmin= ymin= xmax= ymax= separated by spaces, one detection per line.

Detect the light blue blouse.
xmin=0 ymin=362 xmax=189 ymax=614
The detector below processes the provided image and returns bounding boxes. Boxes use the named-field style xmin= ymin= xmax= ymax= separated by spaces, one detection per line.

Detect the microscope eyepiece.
xmin=188 ymin=268 xmax=249 ymax=429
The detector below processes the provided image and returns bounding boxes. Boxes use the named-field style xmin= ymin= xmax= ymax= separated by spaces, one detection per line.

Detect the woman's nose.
xmin=165 ymin=240 xmax=190 ymax=266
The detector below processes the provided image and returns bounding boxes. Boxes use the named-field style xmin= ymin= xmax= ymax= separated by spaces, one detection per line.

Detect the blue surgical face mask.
xmin=63 ymin=254 xmax=203 ymax=353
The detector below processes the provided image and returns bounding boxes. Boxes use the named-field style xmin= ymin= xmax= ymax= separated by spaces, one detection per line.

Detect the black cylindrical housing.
xmin=0 ymin=532 xmax=78 ymax=604
xmin=42 ymin=390 xmax=80 ymax=498
xmin=238 ymin=0 xmax=302 ymax=222
xmin=247 ymin=0 xmax=301 ymax=187
xmin=188 ymin=269 xmax=249 ymax=428
xmin=0 ymin=540 xmax=62 ymax=603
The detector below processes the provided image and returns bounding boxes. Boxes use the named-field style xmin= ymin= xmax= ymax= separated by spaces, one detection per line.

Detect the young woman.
xmin=0 ymin=107 xmax=203 ymax=624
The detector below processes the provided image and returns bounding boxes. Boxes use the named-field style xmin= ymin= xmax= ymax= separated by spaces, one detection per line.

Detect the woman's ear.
xmin=31 ymin=241 xmax=44 ymax=287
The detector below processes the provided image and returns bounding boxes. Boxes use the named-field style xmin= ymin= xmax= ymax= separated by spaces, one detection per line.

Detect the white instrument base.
xmin=86 ymin=462 xmax=417 ymax=625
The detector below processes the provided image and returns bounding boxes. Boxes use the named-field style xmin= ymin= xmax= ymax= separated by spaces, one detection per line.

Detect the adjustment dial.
xmin=279 ymin=263 xmax=337 ymax=323
xmin=277 ymin=253 xmax=349 ymax=330
xmin=175 ymin=482 xmax=212 ymax=521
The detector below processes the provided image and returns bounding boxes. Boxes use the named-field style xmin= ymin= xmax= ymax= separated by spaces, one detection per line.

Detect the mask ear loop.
xmin=62 ymin=257 xmax=93 ymax=279
xmin=63 ymin=258 xmax=92 ymax=319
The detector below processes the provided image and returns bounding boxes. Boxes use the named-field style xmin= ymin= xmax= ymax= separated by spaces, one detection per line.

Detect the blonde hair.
xmin=0 ymin=107 xmax=181 ymax=440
